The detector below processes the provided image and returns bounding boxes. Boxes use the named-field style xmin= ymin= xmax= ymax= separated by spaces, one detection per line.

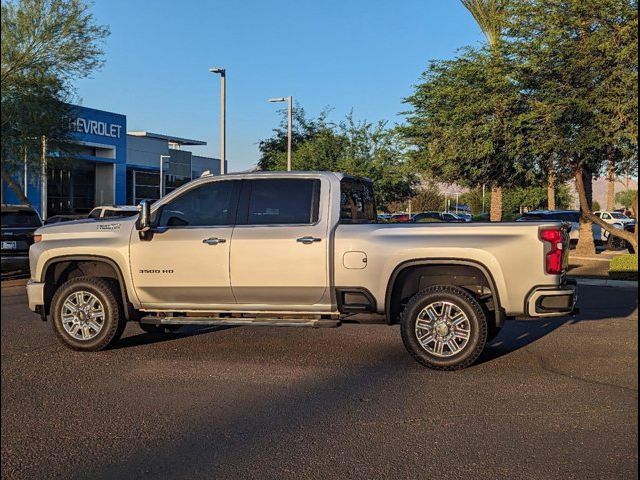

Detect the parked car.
xmin=45 ymin=214 xmax=87 ymax=225
xmin=594 ymin=210 xmax=636 ymax=228
xmin=517 ymin=210 xmax=604 ymax=244
xmin=453 ymin=212 xmax=473 ymax=222
xmin=390 ymin=213 xmax=412 ymax=223
xmin=1 ymin=204 xmax=42 ymax=276
xmin=88 ymin=205 xmax=139 ymax=219
xmin=27 ymin=171 xmax=576 ymax=370
xmin=412 ymin=211 xmax=466 ymax=223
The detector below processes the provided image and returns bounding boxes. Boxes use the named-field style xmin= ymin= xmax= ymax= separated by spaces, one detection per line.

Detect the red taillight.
xmin=540 ymin=228 xmax=564 ymax=275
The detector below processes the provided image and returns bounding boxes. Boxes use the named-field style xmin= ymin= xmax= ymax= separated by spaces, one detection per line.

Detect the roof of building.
xmin=127 ymin=131 xmax=206 ymax=146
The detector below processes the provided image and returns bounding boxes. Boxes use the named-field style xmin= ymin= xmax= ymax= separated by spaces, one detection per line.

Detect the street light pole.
xmin=268 ymin=96 xmax=293 ymax=171
xmin=40 ymin=136 xmax=47 ymax=221
xmin=209 ymin=67 xmax=226 ymax=175
xmin=159 ymin=154 xmax=170 ymax=198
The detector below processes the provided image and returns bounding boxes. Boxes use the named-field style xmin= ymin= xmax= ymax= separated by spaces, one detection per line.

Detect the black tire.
xmin=400 ymin=285 xmax=487 ymax=370
xmin=51 ymin=276 xmax=125 ymax=351
xmin=138 ymin=323 xmax=181 ymax=334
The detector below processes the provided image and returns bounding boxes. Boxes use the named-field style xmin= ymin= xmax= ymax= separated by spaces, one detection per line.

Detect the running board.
xmin=139 ymin=316 xmax=342 ymax=328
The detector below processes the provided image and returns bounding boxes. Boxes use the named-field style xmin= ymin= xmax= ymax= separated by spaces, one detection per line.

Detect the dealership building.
xmin=1 ymin=105 xmax=222 ymax=218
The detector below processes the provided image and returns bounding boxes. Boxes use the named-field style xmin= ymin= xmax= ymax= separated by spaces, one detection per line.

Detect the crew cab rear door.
xmin=229 ymin=177 xmax=328 ymax=305
xmin=129 ymin=179 xmax=240 ymax=307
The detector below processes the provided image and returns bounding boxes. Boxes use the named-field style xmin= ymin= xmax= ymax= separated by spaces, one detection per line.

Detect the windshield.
xmin=1 ymin=210 xmax=42 ymax=228
xmin=611 ymin=212 xmax=628 ymax=219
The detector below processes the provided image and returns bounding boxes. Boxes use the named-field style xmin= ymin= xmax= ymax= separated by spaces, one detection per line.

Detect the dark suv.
xmin=1 ymin=205 xmax=42 ymax=277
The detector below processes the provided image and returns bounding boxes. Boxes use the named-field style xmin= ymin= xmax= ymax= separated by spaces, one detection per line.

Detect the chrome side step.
xmin=139 ymin=316 xmax=342 ymax=328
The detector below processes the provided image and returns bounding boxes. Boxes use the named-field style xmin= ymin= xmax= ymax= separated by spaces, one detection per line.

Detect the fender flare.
xmin=384 ymin=258 xmax=503 ymax=325
xmin=41 ymin=255 xmax=134 ymax=319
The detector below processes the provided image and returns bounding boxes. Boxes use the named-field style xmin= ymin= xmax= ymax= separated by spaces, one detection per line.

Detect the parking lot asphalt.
xmin=1 ymin=283 xmax=638 ymax=480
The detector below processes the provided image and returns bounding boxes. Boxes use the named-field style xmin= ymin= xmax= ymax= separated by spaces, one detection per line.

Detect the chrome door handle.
xmin=296 ymin=236 xmax=321 ymax=244
xmin=203 ymin=237 xmax=226 ymax=245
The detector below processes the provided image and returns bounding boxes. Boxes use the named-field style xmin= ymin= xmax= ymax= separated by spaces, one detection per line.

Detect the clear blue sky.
xmin=75 ymin=0 xmax=484 ymax=171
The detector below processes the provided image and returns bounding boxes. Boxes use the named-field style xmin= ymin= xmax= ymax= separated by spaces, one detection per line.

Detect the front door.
xmin=129 ymin=179 xmax=240 ymax=308
xmin=230 ymin=177 xmax=328 ymax=305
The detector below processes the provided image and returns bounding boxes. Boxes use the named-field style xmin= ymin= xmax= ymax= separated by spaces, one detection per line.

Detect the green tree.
xmin=616 ymin=190 xmax=638 ymax=209
xmin=1 ymin=0 xmax=109 ymax=204
xmin=401 ymin=48 xmax=529 ymax=215
xmin=507 ymin=0 xmax=638 ymax=254
xmin=461 ymin=0 xmax=511 ymax=222
xmin=408 ymin=183 xmax=445 ymax=213
xmin=503 ymin=185 xmax=574 ymax=215
xmin=258 ymin=108 xmax=416 ymax=209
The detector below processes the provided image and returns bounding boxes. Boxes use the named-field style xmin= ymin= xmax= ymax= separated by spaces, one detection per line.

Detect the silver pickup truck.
xmin=27 ymin=171 xmax=577 ymax=370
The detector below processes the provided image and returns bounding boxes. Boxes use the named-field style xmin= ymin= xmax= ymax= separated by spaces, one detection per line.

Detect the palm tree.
xmin=461 ymin=0 xmax=506 ymax=52
xmin=461 ymin=0 xmax=508 ymax=222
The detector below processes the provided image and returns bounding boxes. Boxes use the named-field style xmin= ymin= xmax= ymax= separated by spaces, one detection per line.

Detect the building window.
xmin=132 ymin=170 xmax=160 ymax=204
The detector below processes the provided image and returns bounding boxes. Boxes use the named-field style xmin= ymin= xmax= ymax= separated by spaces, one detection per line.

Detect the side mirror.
xmin=136 ymin=200 xmax=152 ymax=240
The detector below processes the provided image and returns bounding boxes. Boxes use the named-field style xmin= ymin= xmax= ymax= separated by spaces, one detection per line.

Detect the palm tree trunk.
xmin=574 ymin=168 xmax=596 ymax=256
xmin=547 ymin=167 xmax=556 ymax=210
xmin=606 ymin=157 xmax=616 ymax=211
xmin=490 ymin=186 xmax=502 ymax=222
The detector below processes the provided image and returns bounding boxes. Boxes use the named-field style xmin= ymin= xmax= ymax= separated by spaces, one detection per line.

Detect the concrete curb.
xmin=574 ymin=278 xmax=638 ymax=289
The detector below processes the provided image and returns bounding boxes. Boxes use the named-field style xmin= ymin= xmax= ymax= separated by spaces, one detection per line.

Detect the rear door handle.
xmin=203 ymin=237 xmax=226 ymax=245
xmin=297 ymin=236 xmax=321 ymax=244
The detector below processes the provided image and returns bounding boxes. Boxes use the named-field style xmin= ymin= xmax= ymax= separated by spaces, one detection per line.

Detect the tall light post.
xmin=159 ymin=154 xmax=170 ymax=198
xmin=268 ymin=96 xmax=293 ymax=171
xmin=209 ymin=67 xmax=226 ymax=175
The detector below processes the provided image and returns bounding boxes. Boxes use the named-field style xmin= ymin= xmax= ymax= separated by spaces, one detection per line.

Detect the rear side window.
xmin=243 ymin=179 xmax=320 ymax=225
xmin=340 ymin=179 xmax=377 ymax=224
xmin=1 ymin=210 xmax=42 ymax=228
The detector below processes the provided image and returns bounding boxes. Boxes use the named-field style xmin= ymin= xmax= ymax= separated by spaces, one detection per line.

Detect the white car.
xmin=88 ymin=205 xmax=139 ymax=219
xmin=594 ymin=211 xmax=636 ymax=227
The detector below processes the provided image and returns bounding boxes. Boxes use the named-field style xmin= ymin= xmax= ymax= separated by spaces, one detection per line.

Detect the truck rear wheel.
xmin=51 ymin=277 xmax=125 ymax=351
xmin=400 ymin=285 xmax=487 ymax=370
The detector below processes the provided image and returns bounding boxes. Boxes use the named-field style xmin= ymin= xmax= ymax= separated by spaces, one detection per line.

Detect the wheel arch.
xmin=41 ymin=255 xmax=133 ymax=319
xmin=384 ymin=259 xmax=503 ymax=326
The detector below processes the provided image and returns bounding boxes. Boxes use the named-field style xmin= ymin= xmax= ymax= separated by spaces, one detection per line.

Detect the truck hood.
xmin=36 ymin=217 xmax=137 ymax=236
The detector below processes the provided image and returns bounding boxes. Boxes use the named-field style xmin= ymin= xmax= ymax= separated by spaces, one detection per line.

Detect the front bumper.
xmin=525 ymin=279 xmax=578 ymax=318
xmin=26 ymin=280 xmax=45 ymax=313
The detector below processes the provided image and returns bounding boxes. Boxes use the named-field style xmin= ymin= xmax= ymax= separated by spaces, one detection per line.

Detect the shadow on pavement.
xmin=112 ymin=325 xmax=238 ymax=350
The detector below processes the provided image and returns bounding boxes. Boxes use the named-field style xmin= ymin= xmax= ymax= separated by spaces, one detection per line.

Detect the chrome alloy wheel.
xmin=414 ymin=301 xmax=471 ymax=357
xmin=60 ymin=291 xmax=106 ymax=341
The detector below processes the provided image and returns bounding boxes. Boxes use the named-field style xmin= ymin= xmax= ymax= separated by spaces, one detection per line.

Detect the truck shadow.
xmin=479 ymin=284 xmax=638 ymax=364
xmin=112 ymin=325 xmax=238 ymax=350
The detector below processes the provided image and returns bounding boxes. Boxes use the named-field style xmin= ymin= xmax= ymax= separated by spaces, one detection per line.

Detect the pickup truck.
xmin=26 ymin=171 xmax=577 ymax=370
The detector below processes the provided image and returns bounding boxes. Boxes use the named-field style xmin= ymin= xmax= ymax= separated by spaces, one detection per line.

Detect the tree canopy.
xmin=1 ymin=0 xmax=109 ymax=203
xmin=258 ymin=108 xmax=416 ymax=209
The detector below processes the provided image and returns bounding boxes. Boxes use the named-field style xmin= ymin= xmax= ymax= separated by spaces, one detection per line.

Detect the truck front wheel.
xmin=400 ymin=285 xmax=487 ymax=370
xmin=51 ymin=277 xmax=125 ymax=351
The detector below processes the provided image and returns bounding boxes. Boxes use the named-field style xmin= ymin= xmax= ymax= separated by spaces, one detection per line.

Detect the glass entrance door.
xmin=47 ymin=160 xmax=96 ymax=216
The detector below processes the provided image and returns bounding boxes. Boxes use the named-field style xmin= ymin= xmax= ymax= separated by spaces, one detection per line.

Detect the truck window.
xmin=340 ymin=179 xmax=377 ymax=224
xmin=157 ymin=181 xmax=237 ymax=227
xmin=87 ymin=209 xmax=102 ymax=219
xmin=1 ymin=210 xmax=42 ymax=228
xmin=244 ymin=179 xmax=320 ymax=225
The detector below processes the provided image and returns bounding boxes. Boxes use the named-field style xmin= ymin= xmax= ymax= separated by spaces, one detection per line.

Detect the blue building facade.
xmin=2 ymin=104 xmax=221 ymax=219
xmin=2 ymin=105 xmax=127 ymax=218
